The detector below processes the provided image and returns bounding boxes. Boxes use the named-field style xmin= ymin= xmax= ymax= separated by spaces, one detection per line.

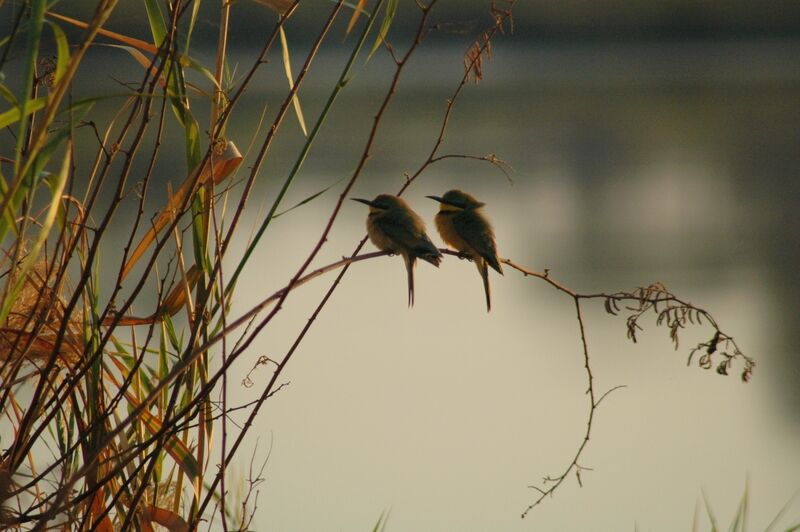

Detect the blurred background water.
xmin=3 ymin=1 xmax=800 ymax=529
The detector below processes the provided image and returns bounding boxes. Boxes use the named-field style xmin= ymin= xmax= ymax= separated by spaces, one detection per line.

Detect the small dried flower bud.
xmin=213 ymin=136 xmax=227 ymax=156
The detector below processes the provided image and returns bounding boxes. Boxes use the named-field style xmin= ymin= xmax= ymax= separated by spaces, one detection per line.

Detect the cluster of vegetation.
xmin=0 ymin=0 xmax=763 ymax=529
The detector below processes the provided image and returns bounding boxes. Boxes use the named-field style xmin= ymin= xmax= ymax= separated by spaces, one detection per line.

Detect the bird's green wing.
xmin=375 ymin=210 xmax=440 ymax=259
xmin=452 ymin=210 xmax=502 ymax=272
xmin=373 ymin=211 xmax=415 ymax=247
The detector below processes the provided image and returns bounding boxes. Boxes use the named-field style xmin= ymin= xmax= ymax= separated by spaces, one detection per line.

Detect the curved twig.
xmin=497 ymin=255 xmax=752 ymax=516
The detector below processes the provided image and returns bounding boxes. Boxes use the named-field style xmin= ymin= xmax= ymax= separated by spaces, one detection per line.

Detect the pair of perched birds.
xmin=353 ymin=190 xmax=503 ymax=311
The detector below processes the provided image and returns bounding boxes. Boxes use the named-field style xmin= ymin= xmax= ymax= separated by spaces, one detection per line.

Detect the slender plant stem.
xmin=223 ymin=0 xmax=385 ymax=293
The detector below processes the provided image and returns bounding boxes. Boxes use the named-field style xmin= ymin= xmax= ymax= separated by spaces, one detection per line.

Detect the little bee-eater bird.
xmin=427 ymin=189 xmax=503 ymax=312
xmin=352 ymin=194 xmax=442 ymax=306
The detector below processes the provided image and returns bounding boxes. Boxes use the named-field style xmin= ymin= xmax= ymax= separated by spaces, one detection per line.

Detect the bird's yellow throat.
xmin=437 ymin=203 xmax=463 ymax=213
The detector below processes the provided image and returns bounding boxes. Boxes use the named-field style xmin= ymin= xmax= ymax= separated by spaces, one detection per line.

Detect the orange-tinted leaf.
xmin=47 ymin=11 xmax=159 ymax=55
xmin=346 ymin=0 xmax=368 ymax=35
xmin=143 ymin=506 xmax=189 ymax=532
xmin=103 ymin=266 xmax=201 ymax=326
xmin=121 ymin=141 xmax=242 ymax=281
xmin=103 ymin=314 xmax=158 ymax=326
xmin=89 ymin=488 xmax=114 ymax=532
xmin=159 ymin=265 xmax=202 ymax=317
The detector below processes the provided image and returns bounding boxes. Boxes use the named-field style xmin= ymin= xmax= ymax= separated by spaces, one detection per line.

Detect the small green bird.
xmin=427 ymin=189 xmax=503 ymax=312
xmin=352 ymin=194 xmax=443 ymax=306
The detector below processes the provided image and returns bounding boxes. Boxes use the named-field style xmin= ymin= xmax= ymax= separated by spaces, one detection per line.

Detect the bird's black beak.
xmin=426 ymin=195 xmax=444 ymax=203
xmin=351 ymin=197 xmax=373 ymax=207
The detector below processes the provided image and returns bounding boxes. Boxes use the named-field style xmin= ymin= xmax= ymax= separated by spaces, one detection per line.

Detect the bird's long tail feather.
xmin=405 ymin=255 xmax=415 ymax=307
xmin=477 ymin=260 xmax=491 ymax=312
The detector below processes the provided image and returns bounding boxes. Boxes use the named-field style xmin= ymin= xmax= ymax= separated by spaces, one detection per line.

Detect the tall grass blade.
xmin=44 ymin=20 xmax=70 ymax=85
xmin=371 ymin=509 xmax=391 ymax=532
xmin=105 ymin=361 xmax=200 ymax=483
xmin=368 ymin=0 xmax=397 ymax=59
xmin=13 ymin=0 xmax=46 ymax=175
xmin=0 ymin=145 xmax=70 ymax=324
xmin=0 ymin=99 xmax=94 ymax=243
xmin=0 ymin=82 xmax=19 ymax=105
xmin=0 ymin=96 xmax=48 ymax=129
xmin=703 ymin=489 xmax=720 ymax=532
xmin=279 ymin=27 xmax=308 ymax=136
xmin=272 ymin=176 xmax=346 ymax=219
xmin=143 ymin=0 xmax=168 ymax=47
xmin=765 ymin=488 xmax=800 ymax=532
xmin=27 ymin=100 xmax=93 ymax=186
xmin=183 ymin=0 xmax=202 ymax=56
xmin=728 ymin=478 xmax=749 ymax=532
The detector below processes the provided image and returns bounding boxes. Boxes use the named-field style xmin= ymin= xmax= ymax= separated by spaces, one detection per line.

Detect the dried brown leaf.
xmin=121 ymin=142 xmax=242 ymax=281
